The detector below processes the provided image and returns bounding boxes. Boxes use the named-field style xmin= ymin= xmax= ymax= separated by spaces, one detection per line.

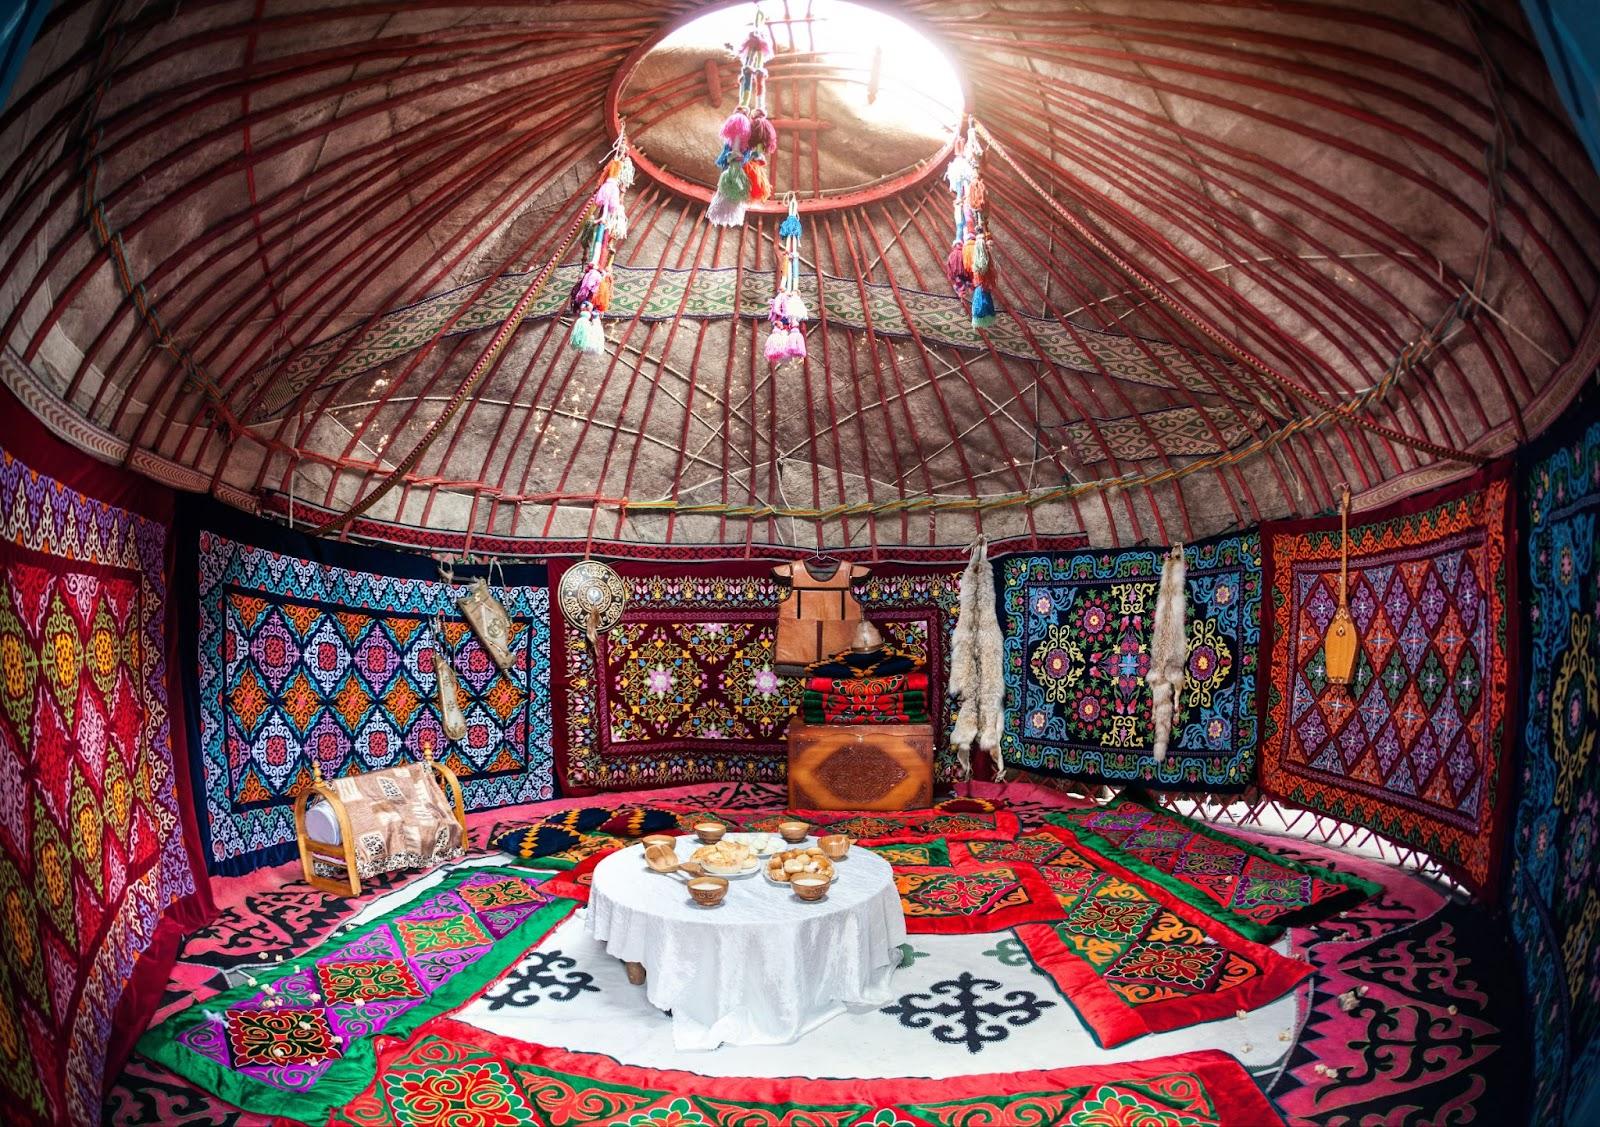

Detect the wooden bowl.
xmin=695 ymin=822 xmax=727 ymax=845
xmin=642 ymin=834 xmax=676 ymax=851
xmin=778 ymin=820 xmax=810 ymax=843
xmin=819 ymin=834 xmax=853 ymax=861
xmin=790 ymin=874 xmax=831 ymax=901
xmin=643 ymin=843 xmax=680 ymax=873
xmin=687 ymin=876 xmax=729 ymax=906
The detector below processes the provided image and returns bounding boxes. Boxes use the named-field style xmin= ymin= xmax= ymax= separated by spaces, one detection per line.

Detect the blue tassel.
xmin=715 ymin=143 xmax=733 ymax=170
xmin=779 ymin=214 xmax=802 ymax=239
xmin=971 ymin=285 xmax=996 ymax=327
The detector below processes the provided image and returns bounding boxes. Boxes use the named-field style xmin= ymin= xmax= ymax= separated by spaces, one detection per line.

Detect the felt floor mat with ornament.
xmin=1046 ymin=795 xmax=1380 ymax=941
xmin=136 ymin=868 xmax=574 ymax=1123
xmin=330 ymin=1020 xmax=1287 ymax=1126
xmin=1013 ymin=826 xmax=1311 ymax=1047
xmin=1252 ymin=835 xmax=1526 ymax=1126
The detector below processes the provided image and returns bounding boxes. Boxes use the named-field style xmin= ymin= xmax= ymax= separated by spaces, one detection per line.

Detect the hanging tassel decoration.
xmin=945 ymin=121 xmax=1001 ymax=326
xmin=707 ymin=8 xmax=776 ymax=228
xmin=766 ymin=194 xmax=807 ymax=364
xmin=564 ymin=129 xmax=634 ymax=358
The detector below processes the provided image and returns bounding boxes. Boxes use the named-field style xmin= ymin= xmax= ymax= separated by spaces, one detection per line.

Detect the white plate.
xmin=761 ymin=861 xmax=835 ymax=886
xmin=701 ymin=860 xmax=761 ymax=879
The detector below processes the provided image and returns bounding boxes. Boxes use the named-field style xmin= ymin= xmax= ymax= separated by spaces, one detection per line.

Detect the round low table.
xmin=586 ymin=835 xmax=907 ymax=1051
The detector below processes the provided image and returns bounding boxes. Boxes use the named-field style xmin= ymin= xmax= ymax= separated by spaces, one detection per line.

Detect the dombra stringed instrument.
xmin=1324 ymin=484 xmax=1358 ymax=687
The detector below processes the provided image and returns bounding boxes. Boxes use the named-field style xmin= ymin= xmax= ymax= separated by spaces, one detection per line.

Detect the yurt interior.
xmin=1 ymin=0 xmax=1599 ymax=1123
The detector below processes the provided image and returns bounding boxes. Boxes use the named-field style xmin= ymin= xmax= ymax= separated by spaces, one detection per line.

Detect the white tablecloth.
xmin=586 ymin=836 xmax=907 ymax=1050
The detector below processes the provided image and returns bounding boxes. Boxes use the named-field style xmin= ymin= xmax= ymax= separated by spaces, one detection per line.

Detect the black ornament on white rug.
xmin=481 ymin=950 xmax=599 ymax=1011
xmin=881 ymin=971 xmax=1055 ymax=1053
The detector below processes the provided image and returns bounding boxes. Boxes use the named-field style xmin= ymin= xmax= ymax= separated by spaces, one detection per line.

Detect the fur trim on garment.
xmin=1145 ymin=545 xmax=1187 ymax=763
xmin=949 ymin=537 xmax=1005 ymax=775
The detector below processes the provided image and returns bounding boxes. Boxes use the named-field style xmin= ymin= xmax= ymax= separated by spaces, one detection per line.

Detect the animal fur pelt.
xmin=949 ymin=536 xmax=1005 ymax=775
xmin=1146 ymin=544 xmax=1188 ymax=763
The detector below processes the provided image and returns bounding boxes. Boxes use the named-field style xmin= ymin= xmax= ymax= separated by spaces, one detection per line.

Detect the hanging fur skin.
xmin=950 ymin=537 xmax=1005 ymax=774
xmin=1146 ymin=545 xmax=1188 ymax=763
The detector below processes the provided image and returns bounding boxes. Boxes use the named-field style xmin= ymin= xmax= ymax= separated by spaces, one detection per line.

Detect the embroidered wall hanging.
xmin=1259 ymin=466 xmax=1515 ymax=898
xmin=0 ymin=443 xmax=202 ymax=1126
xmin=550 ymin=560 xmax=960 ymax=791
xmin=998 ymin=534 xmax=1261 ymax=790
xmin=331 ymin=1023 xmax=1288 ymax=1126
xmin=1511 ymin=407 xmax=1600 ymax=1125
xmin=189 ymin=516 xmax=553 ymax=874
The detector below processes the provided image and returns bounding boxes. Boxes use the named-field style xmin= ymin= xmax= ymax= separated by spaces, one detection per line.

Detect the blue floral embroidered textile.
xmin=998 ymin=535 xmax=1260 ymax=790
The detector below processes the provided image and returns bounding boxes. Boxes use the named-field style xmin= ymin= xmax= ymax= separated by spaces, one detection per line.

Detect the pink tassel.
xmin=743 ymin=29 xmax=772 ymax=59
xmin=570 ymin=267 xmax=601 ymax=309
xmin=765 ymin=326 xmax=789 ymax=362
xmin=721 ymin=109 xmax=752 ymax=151
xmin=594 ymin=180 xmax=621 ymax=215
xmin=787 ymin=327 xmax=805 ymax=358
xmin=751 ymin=111 xmax=778 ymax=154
xmin=769 ymin=294 xmax=787 ymax=322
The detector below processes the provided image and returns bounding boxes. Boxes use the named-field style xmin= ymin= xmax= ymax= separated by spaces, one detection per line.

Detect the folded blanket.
xmin=805 ymin=672 xmax=930 ymax=695
xmin=802 ymin=689 xmax=928 ymax=725
xmin=805 ymin=647 xmax=921 ymax=679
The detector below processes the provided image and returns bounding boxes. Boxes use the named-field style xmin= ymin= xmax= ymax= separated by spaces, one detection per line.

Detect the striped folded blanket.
xmin=802 ymin=688 xmax=928 ymax=725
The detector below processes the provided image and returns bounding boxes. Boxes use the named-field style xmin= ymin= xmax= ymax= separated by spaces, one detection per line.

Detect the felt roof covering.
xmin=0 ymin=0 xmax=1596 ymax=551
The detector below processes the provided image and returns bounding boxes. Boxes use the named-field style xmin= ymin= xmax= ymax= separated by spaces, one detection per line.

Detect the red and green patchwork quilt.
xmin=1015 ymin=826 xmax=1312 ymax=1046
xmin=893 ymin=861 xmax=1063 ymax=934
xmin=330 ymin=1020 xmax=1288 ymax=1125
xmin=1048 ymin=796 xmax=1378 ymax=940
xmin=136 ymin=868 xmax=574 ymax=1121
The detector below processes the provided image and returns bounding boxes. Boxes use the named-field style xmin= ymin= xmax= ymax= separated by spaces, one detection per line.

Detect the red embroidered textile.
xmin=0 ymin=387 xmax=215 ymax=1126
xmin=804 ymin=672 xmax=930 ymax=694
xmin=1259 ymin=464 xmax=1517 ymax=898
xmin=894 ymin=861 xmax=1064 ymax=934
xmin=331 ymin=1018 xmax=1287 ymax=1125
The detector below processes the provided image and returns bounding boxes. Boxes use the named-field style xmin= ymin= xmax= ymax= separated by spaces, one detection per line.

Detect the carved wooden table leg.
xmin=624 ymin=961 xmax=646 ymax=985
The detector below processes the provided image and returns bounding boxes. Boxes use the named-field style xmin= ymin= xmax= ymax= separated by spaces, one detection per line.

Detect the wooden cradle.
xmin=292 ymin=750 xmax=468 ymax=896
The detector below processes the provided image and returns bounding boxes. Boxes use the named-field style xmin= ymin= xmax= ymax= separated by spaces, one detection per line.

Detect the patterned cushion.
xmin=493 ymin=822 xmax=582 ymax=860
xmin=936 ymin=796 xmax=1001 ymax=814
xmin=542 ymin=806 xmax=613 ymax=834
xmin=598 ymin=807 xmax=678 ymax=837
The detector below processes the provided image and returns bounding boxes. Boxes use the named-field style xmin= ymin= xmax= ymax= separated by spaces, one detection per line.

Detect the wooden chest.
xmin=786 ymin=720 xmax=934 ymax=811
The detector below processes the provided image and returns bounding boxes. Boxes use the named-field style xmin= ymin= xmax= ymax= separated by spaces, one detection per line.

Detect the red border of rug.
xmin=377 ymin=1018 xmax=1287 ymax=1124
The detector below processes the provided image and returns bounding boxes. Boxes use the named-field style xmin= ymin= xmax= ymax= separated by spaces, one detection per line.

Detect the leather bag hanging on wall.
xmin=772 ymin=558 xmax=870 ymax=672
xmin=432 ymin=615 xmax=468 ymax=741
xmin=455 ymin=559 xmax=514 ymax=672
